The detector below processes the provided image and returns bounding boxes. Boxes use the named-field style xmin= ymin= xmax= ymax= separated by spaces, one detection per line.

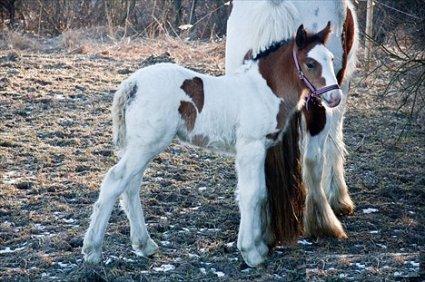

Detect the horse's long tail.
xmin=264 ymin=111 xmax=306 ymax=245
xmin=111 ymin=78 xmax=138 ymax=154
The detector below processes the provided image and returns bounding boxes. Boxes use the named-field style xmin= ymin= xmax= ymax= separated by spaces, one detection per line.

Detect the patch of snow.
xmin=393 ymin=271 xmax=403 ymax=277
xmin=241 ymin=268 xmax=251 ymax=273
xmin=153 ymin=264 xmax=175 ymax=272
xmin=405 ymin=261 xmax=419 ymax=268
xmin=408 ymin=211 xmax=415 ymax=214
xmin=225 ymin=241 xmax=235 ymax=248
xmin=188 ymin=253 xmax=199 ymax=258
xmin=140 ymin=270 xmax=149 ymax=274
xmin=54 ymin=94 xmax=66 ymax=100
xmin=57 ymin=262 xmax=77 ymax=268
xmin=377 ymin=243 xmax=387 ymax=249
xmin=63 ymin=218 xmax=76 ymax=224
xmin=362 ymin=208 xmax=378 ymax=214
xmin=0 ymin=246 xmax=26 ymax=254
xmin=199 ymin=267 xmax=207 ymax=274
xmin=298 ymin=239 xmax=313 ymax=245
xmin=198 ymin=187 xmax=207 ymax=192
xmin=339 ymin=273 xmax=347 ymax=278
xmin=160 ymin=241 xmax=171 ymax=246
xmin=369 ymin=230 xmax=379 ymax=234
xmin=105 ymin=258 xmax=113 ymax=265
xmin=211 ymin=268 xmax=225 ymax=277
xmin=355 ymin=263 xmax=365 ymax=269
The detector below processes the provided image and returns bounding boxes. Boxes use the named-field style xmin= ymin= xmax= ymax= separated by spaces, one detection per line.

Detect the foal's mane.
xmin=252 ymin=39 xmax=290 ymax=61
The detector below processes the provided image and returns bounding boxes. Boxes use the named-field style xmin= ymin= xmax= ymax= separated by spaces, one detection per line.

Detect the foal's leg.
xmin=82 ymin=150 xmax=151 ymax=263
xmin=303 ymin=123 xmax=347 ymax=239
xmin=236 ymin=140 xmax=269 ymax=267
xmin=120 ymin=174 xmax=158 ymax=257
xmin=322 ymin=84 xmax=354 ymax=215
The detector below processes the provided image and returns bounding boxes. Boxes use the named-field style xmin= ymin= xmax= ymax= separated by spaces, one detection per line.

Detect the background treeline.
xmin=0 ymin=0 xmax=423 ymax=43
xmin=0 ymin=0 xmax=230 ymax=39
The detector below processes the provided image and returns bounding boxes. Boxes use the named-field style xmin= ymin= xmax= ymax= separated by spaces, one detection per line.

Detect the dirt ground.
xmin=0 ymin=38 xmax=423 ymax=281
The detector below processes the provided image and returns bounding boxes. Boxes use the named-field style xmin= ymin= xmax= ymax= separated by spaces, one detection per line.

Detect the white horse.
xmin=226 ymin=0 xmax=359 ymax=240
xmin=82 ymin=23 xmax=341 ymax=267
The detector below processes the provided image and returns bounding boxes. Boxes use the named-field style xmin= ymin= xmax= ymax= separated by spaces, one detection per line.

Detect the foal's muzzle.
xmin=322 ymin=90 xmax=342 ymax=108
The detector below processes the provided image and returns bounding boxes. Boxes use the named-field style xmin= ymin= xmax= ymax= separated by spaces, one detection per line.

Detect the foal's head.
xmin=258 ymin=22 xmax=342 ymax=109
xmin=294 ymin=22 xmax=342 ymax=107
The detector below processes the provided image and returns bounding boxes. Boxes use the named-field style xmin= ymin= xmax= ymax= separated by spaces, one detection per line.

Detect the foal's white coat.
xmin=82 ymin=43 xmax=341 ymax=267
xmin=226 ymin=0 xmax=359 ymax=232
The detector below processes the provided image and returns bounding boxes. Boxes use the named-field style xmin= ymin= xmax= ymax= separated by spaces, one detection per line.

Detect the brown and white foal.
xmin=82 ymin=23 xmax=341 ymax=267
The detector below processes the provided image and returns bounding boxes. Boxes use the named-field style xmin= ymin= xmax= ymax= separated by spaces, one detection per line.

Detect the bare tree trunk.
xmin=189 ymin=0 xmax=198 ymax=25
xmin=173 ymin=0 xmax=182 ymax=29
xmin=364 ymin=0 xmax=374 ymax=66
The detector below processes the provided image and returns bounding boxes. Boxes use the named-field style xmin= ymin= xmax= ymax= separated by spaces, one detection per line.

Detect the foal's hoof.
xmin=132 ymin=238 xmax=158 ymax=257
xmin=82 ymin=245 xmax=102 ymax=264
xmin=241 ymin=247 xmax=266 ymax=267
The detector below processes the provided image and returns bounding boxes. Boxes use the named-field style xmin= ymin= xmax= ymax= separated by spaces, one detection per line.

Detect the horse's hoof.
xmin=132 ymin=238 xmax=158 ymax=257
xmin=241 ymin=247 xmax=266 ymax=267
xmin=257 ymin=241 xmax=269 ymax=257
xmin=331 ymin=195 xmax=355 ymax=216
xmin=305 ymin=196 xmax=348 ymax=239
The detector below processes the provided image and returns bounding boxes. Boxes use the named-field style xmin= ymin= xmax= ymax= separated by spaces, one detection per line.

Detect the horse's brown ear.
xmin=318 ymin=21 xmax=332 ymax=44
xmin=295 ymin=24 xmax=307 ymax=49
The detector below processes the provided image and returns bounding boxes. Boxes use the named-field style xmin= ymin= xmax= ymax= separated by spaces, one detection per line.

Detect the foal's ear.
xmin=318 ymin=21 xmax=332 ymax=44
xmin=295 ymin=24 xmax=307 ymax=49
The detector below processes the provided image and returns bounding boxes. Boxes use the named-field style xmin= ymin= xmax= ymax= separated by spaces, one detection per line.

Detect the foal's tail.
xmin=264 ymin=111 xmax=306 ymax=245
xmin=111 ymin=78 xmax=138 ymax=154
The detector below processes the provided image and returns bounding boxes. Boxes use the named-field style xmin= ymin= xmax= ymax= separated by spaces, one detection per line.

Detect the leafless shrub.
xmin=361 ymin=0 xmax=425 ymax=123
xmin=0 ymin=30 xmax=41 ymax=50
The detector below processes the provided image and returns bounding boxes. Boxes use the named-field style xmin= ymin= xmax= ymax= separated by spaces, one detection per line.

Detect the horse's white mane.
xmin=231 ymin=0 xmax=299 ymax=57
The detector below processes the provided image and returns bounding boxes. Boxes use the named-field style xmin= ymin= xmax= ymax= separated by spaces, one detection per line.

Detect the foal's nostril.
xmin=325 ymin=91 xmax=341 ymax=108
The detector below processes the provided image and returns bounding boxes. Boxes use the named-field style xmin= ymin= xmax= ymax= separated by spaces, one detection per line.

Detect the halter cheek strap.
xmin=292 ymin=47 xmax=340 ymax=110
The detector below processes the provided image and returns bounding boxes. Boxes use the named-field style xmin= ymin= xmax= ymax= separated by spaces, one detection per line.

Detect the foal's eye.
xmin=306 ymin=60 xmax=316 ymax=69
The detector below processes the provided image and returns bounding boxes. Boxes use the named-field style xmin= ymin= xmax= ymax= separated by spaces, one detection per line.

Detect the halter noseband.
xmin=292 ymin=47 xmax=340 ymax=110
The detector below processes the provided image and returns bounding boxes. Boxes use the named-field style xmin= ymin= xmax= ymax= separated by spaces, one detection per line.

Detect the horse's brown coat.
xmin=181 ymin=77 xmax=204 ymax=113
xmin=178 ymin=101 xmax=197 ymax=132
xmin=337 ymin=8 xmax=355 ymax=84
xmin=192 ymin=134 xmax=209 ymax=147
xmin=302 ymin=97 xmax=326 ymax=136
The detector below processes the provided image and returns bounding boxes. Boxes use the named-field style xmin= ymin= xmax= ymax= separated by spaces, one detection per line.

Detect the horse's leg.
xmin=322 ymin=84 xmax=354 ymax=215
xmin=236 ymin=140 xmax=269 ymax=267
xmin=303 ymin=123 xmax=347 ymax=238
xmin=120 ymin=173 xmax=158 ymax=257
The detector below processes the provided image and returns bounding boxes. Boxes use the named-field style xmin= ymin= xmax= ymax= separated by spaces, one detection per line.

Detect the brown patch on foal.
xmin=180 ymin=77 xmax=204 ymax=113
xmin=178 ymin=101 xmax=197 ymax=132
xmin=302 ymin=96 xmax=326 ymax=136
xmin=337 ymin=8 xmax=355 ymax=84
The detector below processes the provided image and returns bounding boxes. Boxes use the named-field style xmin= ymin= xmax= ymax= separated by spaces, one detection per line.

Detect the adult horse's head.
xmin=294 ymin=22 xmax=342 ymax=108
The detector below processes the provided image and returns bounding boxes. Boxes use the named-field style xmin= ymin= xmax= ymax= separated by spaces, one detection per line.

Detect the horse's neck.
xmin=291 ymin=1 xmax=346 ymax=33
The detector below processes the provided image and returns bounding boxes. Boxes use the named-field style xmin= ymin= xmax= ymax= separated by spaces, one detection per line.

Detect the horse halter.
xmin=292 ymin=47 xmax=340 ymax=110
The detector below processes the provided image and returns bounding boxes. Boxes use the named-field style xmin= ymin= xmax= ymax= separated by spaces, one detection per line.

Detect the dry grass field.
xmin=0 ymin=36 xmax=423 ymax=281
